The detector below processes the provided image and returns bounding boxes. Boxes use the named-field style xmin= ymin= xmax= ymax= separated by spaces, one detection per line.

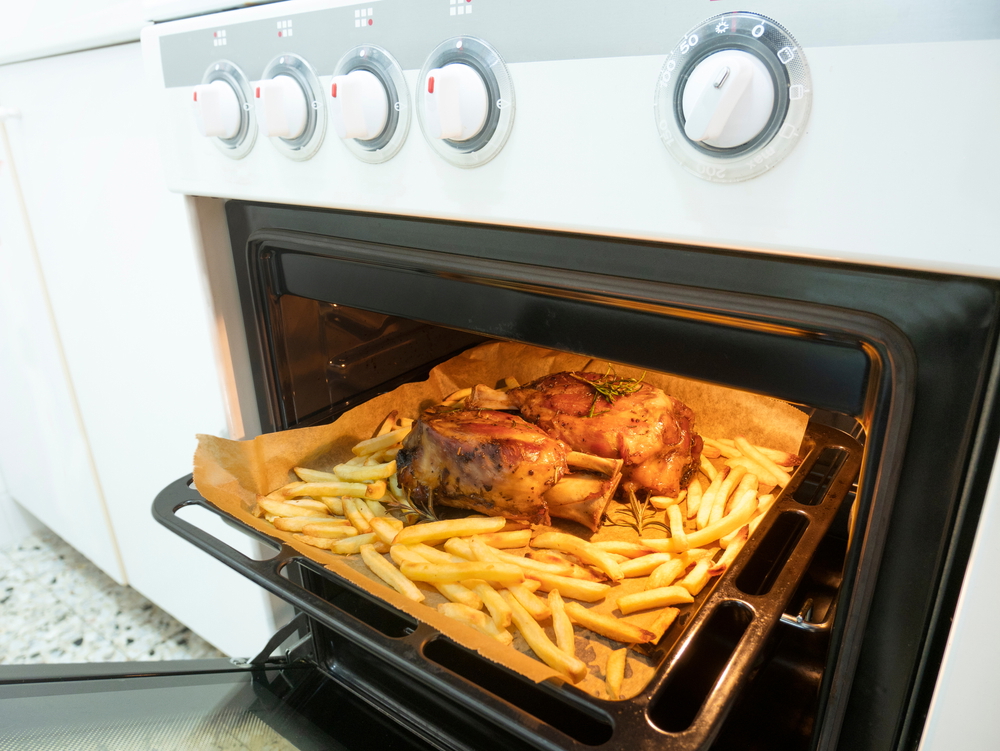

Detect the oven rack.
xmin=153 ymin=422 xmax=861 ymax=751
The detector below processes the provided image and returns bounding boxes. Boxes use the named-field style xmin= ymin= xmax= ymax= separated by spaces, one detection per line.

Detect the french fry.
xmin=301 ymin=522 xmax=360 ymax=539
xmin=477 ymin=529 xmax=533 ymax=549
xmin=749 ymin=494 xmax=778 ymax=535
xmin=333 ymin=460 xmax=397 ymax=482
xmin=717 ymin=438 xmax=801 ymax=466
xmin=394 ymin=516 xmax=507 ymax=546
xmin=352 ymin=427 xmax=411 ymax=457
xmin=647 ymin=607 xmax=680 ymax=642
xmin=735 ymin=436 xmax=792 ymax=487
xmin=293 ymin=467 xmax=338 ymax=483
xmin=709 ymin=465 xmax=747 ymax=525
xmin=365 ymin=499 xmax=389 ymax=517
xmin=442 ymin=537 xmax=474 ymax=560
xmin=389 ymin=545 xmax=481 ymax=609
xmin=725 ymin=455 xmax=778 ymax=489
xmin=284 ymin=481 xmax=371 ymax=499
xmin=526 ymin=551 xmax=605 ymax=581
xmin=711 ymin=527 xmax=748 ymax=575
xmin=617 ymin=586 xmax=694 ymax=615
xmin=399 ymin=561 xmax=524 ymax=585
xmin=701 ymin=444 xmax=722 ymax=459
xmin=678 ymin=559 xmax=713 ymax=596
xmin=343 ymin=498 xmax=372 ymax=534
xmin=684 ymin=490 xmax=758 ymax=549
xmin=650 ymin=489 xmax=686 ymax=510
xmin=360 ymin=544 xmax=425 ymax=602
xmin=589 ymin=541 xmax=656 ymax=558
xmin=285 ymin=498 xmax=333 ymax=514
xmin=697 ymin=466 xmax=729 ymax=529
xmin=532 ymin=532 xmax=624 ymax=581
xmin=685 ymin=477 xmax=704 ymax=520
xmin=700 ymin=454 xmax=718 ymax=482
xmin=369 ymin=516 xmax=401 ymax=546
xmin=701 ymin=436 xmax=741 ymax=459
xmin=294 ymin=534 xmax=346 ymax=550
xmin=332 ymin=532 xmax=385 ymax=555
xmin=619 ymin=553 xmax=677 ymax=579
xmin=507 ymin=583 xmax=551 ymax=620
xmin=319 ymin=496 xmax=344 ymax=515
xmin=523 ymin=571 xmax=611 ymax=603
xmin=258 ymin=498 xmax=330 ymax=519
xmin=564 ymin=602 xmax=655 ymax=644
xmin=374 ymin=410 xmax=399 ymax=437
xmin=606 ymin=648 xmax=627 ymax=700
xmin=365 ymin=480 xmax=387 ymax=500
xmin=437 ymin=602 xmax=513 ymax=646
xmin=646 ymin=558 xmax=686 ymax=590
xmin=467 ymin=578 xmax=513 ymax=628
xmin=548 ymin=590 xmax=576 ymax=658
xmin=502 ymin=591 xmax=588 ymax=682
xmin=271 ymin=515 xmax=337 ymax=532
xmin=667 ymin=505 xmax=688 ymax=549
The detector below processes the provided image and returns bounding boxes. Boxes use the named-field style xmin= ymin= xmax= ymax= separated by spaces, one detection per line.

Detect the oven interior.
xmin=156 ymin=201 xmax=1000 ymax=751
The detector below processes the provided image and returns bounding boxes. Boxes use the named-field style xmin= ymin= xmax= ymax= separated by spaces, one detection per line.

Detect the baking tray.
xmin=153 ymin=421 xmax=861 ymax=751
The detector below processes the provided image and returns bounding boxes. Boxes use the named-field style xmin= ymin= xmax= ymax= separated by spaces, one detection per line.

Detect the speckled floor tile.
xmin=1 ymin=529 xmax=226 ymax=665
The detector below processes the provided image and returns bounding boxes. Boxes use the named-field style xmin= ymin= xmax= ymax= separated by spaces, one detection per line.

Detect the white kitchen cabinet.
xmin=0 ymin=43 xmax=280 ymax=656
xmin=0 ymin=117 xmax=122 ymax=577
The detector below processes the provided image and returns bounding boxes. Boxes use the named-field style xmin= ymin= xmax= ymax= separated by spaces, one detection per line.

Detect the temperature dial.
xmin=329 ymin=70 xmax=388 ymax=141
xmin=254 ymin=75 xmax=308 ymax=139
xmin=195 ymin=61 xmax=256 ymax=159
xmin=423 ymin=63 xmax=488 ymax=142
xmin=254 ymin=54 xmax=326 ymax=161
xmin=654 ymin=12 xmax=812 ymax=182
xmin=192 ymin=80 xmax=241 ymax=139
xmin=416 ymin=37 xmax=515 ymax=169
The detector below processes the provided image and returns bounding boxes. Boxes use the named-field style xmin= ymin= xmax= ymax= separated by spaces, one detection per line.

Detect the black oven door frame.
xmin=222 ymin=200 xmax=1000 ymax=751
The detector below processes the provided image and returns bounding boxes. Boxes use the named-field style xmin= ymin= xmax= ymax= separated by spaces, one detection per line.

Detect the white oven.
xmin=134 ymin=1 xmax=1000 ymax=748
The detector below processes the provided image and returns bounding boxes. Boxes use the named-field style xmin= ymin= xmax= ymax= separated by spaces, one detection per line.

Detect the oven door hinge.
xmin=230 ymin=611 xmax=313 ymax=668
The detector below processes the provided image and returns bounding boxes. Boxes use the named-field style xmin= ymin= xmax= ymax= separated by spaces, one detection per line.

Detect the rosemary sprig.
xmin=385 ymin=486 xmax=440 ymax=524
xmin=568 ymin=367 xmax=646 ymax=418
xmin=609 ymin=488 xmax=668 ymax=536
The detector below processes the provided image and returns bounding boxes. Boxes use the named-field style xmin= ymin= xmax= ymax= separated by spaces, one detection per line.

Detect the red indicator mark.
xmin=193 ymin=91 xmax=198 ymax=102
xmin=331 ymin=83 xmax=338 ymax=98
xmin=428 ymin=76 xmax=435 ymax=94
xmin=368 ymin=18 xmax=373 ymax=25
xmin=213 ymin=31 xmax=218 ymax=37
xmin=255 ymin=86 xmax=261 ymax=98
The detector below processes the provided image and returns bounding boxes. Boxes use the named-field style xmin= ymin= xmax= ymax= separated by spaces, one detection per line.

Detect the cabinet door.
xmin=0 ymin=122 xmax=123 ymax=579
xmin=0 ymin=44 xmax=279 ymax=656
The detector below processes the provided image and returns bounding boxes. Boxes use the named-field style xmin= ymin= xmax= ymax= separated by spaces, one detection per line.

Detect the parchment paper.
xmin=193 ymin=341 xmax=808 ymax=698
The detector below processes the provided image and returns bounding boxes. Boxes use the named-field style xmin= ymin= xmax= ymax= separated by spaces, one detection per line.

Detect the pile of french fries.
xmin=254 ymin=399 xmax=801 ymax=698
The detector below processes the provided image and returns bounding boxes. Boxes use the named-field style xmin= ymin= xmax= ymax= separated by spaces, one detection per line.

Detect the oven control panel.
xmin=142 ymin=0 xmax=1000 ymax=275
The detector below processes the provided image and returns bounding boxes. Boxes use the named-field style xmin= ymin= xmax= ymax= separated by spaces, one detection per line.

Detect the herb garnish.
xmin=387 ymin=486 xmax=440 ymax=524
xmin=568 ymin=366 xmax=647 ymax=418
xmin=609 ymin=487 xmax=668 ymax=536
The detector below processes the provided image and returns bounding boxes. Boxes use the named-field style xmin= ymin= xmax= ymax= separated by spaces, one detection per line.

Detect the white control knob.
xmin=192 ymin=80 xmax=241 ymax=139
xmin=681 ymin=50 xmax=774 ymax=149
xmin=254 ymin=75 xmax=308 ymax=139
xmin=329 ymin=70 xmax=389 ymax=141
xmin=423 ymin=63 xmax=488 ymax=141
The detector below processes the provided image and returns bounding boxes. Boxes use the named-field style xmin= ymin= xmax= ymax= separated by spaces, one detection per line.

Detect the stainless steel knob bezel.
xmin=260 ymin=53 xmax=327 ymax=161
xmin=201 ymin=60 xmax=256 ymax=160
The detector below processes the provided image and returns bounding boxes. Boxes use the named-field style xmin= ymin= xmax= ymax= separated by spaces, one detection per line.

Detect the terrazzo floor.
xmin=0 ymin=529 xmax=225 ymax=664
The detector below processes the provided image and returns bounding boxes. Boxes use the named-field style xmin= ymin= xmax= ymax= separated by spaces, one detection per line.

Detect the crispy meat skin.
xmin=396 ymin=409 xmax=568 ymax=524
xmin=508 ymin=372 xmax=701 ymax=496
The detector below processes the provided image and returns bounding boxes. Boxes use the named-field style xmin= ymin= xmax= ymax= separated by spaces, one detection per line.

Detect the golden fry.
xmin=331 ymin=532 xmax=383 ymax=555
xmin=697 ymin=466 xmax=729 ymax=529
xmin=271 ymin=515 xmax=336 ymax=532
xmin=686 ymin=477 xmax=704 ymax=520
xmin=532 ymin=532 xmax=624 ymax=581
xmin=606 ymin=648 xmax=627 ymax=700
xmin=301 ymin=522 xmax=360 ymax=539
xmin=477 ymin=529 xmax=533 ymax=549
xmin=619 ymin=553 xmax=677 ymax=579
xmin=548 ymin=590 xmax=576 ymax=658
xmin=646 ymin=558 xmax=686 ymax=590
xmin=502 ymin=591 xmax=588 ymax=683
xmin=437 ymin=602 xmax=513 ymax=646
xmin=293 ymin=467 xmax=339 ymax=483
xmin=564 ymin=602 xmax=655 ymax=644
xmin=343 ymin=498 xmax=372 ymax=534
xmin=589 ymin=541 xmax=657 ymax=558
xmin=258 ymin=498 xmax=330 ymax=519
xmin=616 ymin=586 xmax=694 ymax=616
xmin=399 ymin=561 xmax=524 ymax=585
xmin=735 ymin=436 xmax=792 ymax=487
xmin=647 ymin=608 xmax=680 ymax=642
xmin=360 ymin=544 xmax=425 ymax=602
xmin=667 ymin=505 xmax=688 ymax=549
xmin=352 ymin=427 xmax=411 ymax=457
xmin=507 ymin=583 xmax=551 ymax=620
xmin=524 ymin=571 xmax=611 ymax=603
xmin=293 ymin=534 xmax=343 ymax=550
xmin=390 ymin=546 xmax=481 ymax=608
xmin=285 ymin=481 xmax=370 ymax=499
xmin=369 ymin=516 xmax=400 ymax=546
xmin=678 ymin=559 xmax=713 ymax=596
xmin=393 ymin=516 xmax=507 ymax=546
xmin=333 ymin=460 xmax=397 ymax=483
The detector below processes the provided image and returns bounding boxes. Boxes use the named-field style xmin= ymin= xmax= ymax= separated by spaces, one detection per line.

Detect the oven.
xmin=5 ymin=1 xmax=996 ymax=749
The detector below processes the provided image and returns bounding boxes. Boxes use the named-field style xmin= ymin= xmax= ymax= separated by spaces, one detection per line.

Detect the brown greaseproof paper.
xmin=194 ymin=341 xmax=807 ymax=698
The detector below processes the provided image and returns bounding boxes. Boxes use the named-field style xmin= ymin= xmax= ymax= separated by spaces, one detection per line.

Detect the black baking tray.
xmin=153 ymin=421 xmax=861 ymax=751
